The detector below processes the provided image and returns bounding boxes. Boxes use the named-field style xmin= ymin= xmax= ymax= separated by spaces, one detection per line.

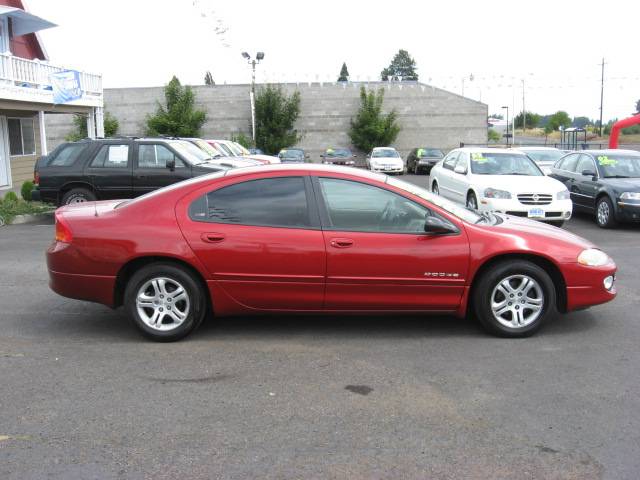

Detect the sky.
xmin=28 ymin=0 xmax=640 ymax=122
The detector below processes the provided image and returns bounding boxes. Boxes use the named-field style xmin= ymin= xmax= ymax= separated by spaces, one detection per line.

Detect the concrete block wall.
xmin=45 ymin=82 xmax=488 ymax=161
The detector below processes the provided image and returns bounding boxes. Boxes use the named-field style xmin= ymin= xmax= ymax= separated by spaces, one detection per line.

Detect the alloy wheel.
xmin=136 ymin=277 xmax=190 ymax=331
xmin=597 ymin=200 xmax=609 ymax=226
xmin=490 ymin=274 xmax=544 ymax=328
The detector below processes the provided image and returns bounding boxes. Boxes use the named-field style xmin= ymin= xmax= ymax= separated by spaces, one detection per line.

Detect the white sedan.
xmin=430 ymin=148 xmax=572 ymax=226
xmin=366 ymin=147 xmax=405 ymax=174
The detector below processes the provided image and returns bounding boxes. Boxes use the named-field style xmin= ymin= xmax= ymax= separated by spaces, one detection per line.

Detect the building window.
xmin=8 ymin=118 xmax=36 ymax=156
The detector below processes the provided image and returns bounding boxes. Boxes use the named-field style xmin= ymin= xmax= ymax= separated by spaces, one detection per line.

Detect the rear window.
xmin=47 ymin=144 xmax=89 ymax=167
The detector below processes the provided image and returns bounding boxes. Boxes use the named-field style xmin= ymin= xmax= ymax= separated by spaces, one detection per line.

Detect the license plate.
xmin=528 ymin=208 xmax=545 ymax=218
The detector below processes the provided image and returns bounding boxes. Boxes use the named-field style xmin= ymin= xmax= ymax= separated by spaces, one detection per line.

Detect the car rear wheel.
xmin=466 ymin=192 xmax=478 ymax=210
xmin=472 ymin=260 xmax=556 ymax=337
xmin=124 ymin=263 xmax=207 ymax=342
xmin=596 ymin=196 xmax=617 ymax=229
xmin=61 ymin=188 xmax=96 ymax=205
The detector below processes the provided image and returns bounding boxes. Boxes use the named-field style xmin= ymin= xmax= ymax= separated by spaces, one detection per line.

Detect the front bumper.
xmin=370 ymin=164 xmax=404 ymax=173
xmin=615 ymin=200 xmax=640 ymax=223
xmin=562 ymin=262 xmax=617 ymax=312
xmin=479 ymin=197 xmax=573 ymax=222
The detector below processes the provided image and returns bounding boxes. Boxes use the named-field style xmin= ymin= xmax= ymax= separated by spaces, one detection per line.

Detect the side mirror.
xmin=581 ymin=169 xmax=596 ymax=178
xmin=454 ymin=164 xmax=467 ymax=174
xmin=320 ymin=154 xmax=325 ymax=158
xmin=424 ymin=216 xmax=457 ymax=235
xmin=166 ymin=158 xmax=176 ymax=171
xmin=353 ymin=154 xmax=358 ymax=158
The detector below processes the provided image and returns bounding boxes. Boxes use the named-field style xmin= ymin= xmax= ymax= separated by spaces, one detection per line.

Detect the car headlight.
xmin=577 ymin=248 xmax=611 ymax=266
xmin=484 ymin=188 xmax=511 ymax=199
xmin=557 ymin=189 xmax=570 ymax=200
xmin=620 ymin=192 xmax=640 ymax=200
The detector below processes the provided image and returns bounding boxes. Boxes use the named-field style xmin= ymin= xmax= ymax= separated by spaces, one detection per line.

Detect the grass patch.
xmin=0 ymin=198 xmax=54 ymax=224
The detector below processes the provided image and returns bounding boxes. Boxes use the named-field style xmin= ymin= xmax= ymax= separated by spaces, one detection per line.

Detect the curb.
xmin=5 ymin=210 xmax=55 ymax=225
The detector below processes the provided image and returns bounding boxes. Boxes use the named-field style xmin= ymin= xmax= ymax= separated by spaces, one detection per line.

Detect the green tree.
xmin=349 ymin=87 xmax=400 ymax=152
xmin=254 ymin=85 xmax=301 ymax=154
xmin=204 ymin=71 xmax=215 ymax=85
xmin=572 ymin=116 xmax=591 ymax=129
xmin=380 ymin=49 xmax=418 ymax=81
xmin=65 ymin=111 xmax=119 ymax=141
xmin=544 ymin=111 xmax=571 ymax=135
xmin=230 ymin=132 xmax=252 ymax=148
xmin=488 ymin=129 xmax=501 ymax=142
xmin=337 ymin=62 xmax=350 ymax=82
xmin=146 ymin=76 xmax=206 ymax=137
xmin=514 ymin=111 xmax=541 ymax=129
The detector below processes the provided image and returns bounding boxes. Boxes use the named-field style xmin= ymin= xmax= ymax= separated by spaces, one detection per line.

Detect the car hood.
xmin=602 ymin=177 xmax=640 ymax=192
xmin=471 ymin=174 xmax=566 ymax=193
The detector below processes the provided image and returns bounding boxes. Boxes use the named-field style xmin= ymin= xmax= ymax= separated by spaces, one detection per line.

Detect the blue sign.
xmin=50 ymin=70 xmax=82 ymax=104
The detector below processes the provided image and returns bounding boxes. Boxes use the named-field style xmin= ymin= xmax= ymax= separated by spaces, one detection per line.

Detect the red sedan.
xmin=47 ymin=164 xmax=617 ymax=341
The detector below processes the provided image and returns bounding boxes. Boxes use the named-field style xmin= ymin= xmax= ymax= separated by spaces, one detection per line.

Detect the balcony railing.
xmin=0 ymin=53 xmax=102 ymax=107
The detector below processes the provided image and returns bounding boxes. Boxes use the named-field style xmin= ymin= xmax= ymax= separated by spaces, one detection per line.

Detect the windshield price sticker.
xmin=597 ymin=155 xmax=617 ymax=166
xmin=471 ymin=152 xmax=488 ymax=163
xmin=417 ymin=148 xmax=425 ymax=157
xmin=326 ymin=148 xmax=334 ymax=154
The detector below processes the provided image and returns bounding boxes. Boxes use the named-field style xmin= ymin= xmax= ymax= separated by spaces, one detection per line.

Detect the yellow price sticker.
xmin=597 ymin=155 xmax=617 ymax=166
xmin=471 ymin=152 xmax=488 ymax=163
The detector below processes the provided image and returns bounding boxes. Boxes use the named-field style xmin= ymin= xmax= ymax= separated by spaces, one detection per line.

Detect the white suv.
xmin=429 ymin=148 xmax=572 ymax=226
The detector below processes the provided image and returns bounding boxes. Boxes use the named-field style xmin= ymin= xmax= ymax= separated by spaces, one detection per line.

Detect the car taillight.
xmin=55 ymin=212 xmax=73 ymax=243
xmin=34 ymin=170 xmax=40 ymax=185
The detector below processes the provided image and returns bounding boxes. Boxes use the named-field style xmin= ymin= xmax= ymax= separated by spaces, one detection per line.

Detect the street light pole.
xmin=242 ymin=51 xmax=265 ymax=143
xmin=502 ymin=105 xmax=509 ymax=147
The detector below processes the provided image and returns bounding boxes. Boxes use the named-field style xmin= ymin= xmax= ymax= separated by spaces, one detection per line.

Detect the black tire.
xmin=472 ymin=260 xmax=556 ymax=338
xmin=432 ymin=181 xmax=439 ymax=195
xmin=466 ymin=191 xmax=478 ymax=210
xmin=124 ymin=263 xmax=207 ymax=342
xmin=548 ymin=221 xmax=565 ymax=228
xmin=413 ymin=163 xmax=421 ymax=175
xmin=595 ymin=196 xmax=618 ymax=229
xmin=61 ymin=187 xmax=96 ymax=206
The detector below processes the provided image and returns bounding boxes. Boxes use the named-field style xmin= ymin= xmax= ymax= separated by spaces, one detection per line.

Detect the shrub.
xmin=254 ymin=85 xmax=302 ymax=154
xmin=3 ymin=191 xmax=18 ymax=203
xmin=66 ymin=111 xmax=119 ymax=141
xmin=488 ymin=129 xmax=501 ymax=142
xmin=230 ymin=132 xmax=253 ymax=149
xmin=349 ymin=87 xmax=400 ymax=152
xmin=146 ymin=76 xmax=206 ymax=137
xmin=21 ymin=181 xmax=34 ymax=201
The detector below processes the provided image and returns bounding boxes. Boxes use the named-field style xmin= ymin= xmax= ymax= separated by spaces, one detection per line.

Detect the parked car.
xmin=206 ymin=140 xmax=235 ymax=157
xmin=46 ymin=163 xmax=616 ymax=341
xmin=182 ymin=138 xmax=224 ymax=158
xmin=429 ymin=148 xmax=572 ymax=227
xmin=366 ymin=147 xmax=405 ymax=174
xmin=320 ymin=148 xmax=356 ymax=166
xmin=278 ymin=148 xmax=309 ymax=163
xmin=31 ymin=138 xmax=230 ymax=206
xmin=406 ymin=147 xmax=444 ymax=174
xmin=248 ymin=148 xmax=264 ymax=155
xmin=205 ymin=157 xmax=263 ymax=169
xmin=243 ymin=154 xmax=281 ymax=164
xmin=516 ymin=147 xmax=566 ymax=174
xmin=548 ymin=149 xmax=640 ymax=228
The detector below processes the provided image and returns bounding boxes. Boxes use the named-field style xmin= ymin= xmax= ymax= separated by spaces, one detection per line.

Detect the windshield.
xmin=595 ymin=154 xmax=640 ymax=178
xmin=193 ymin=139 xmax=220 ymax=157
xmin=418 ymin=148 xmax=444 ymax=158
xmin=470 ymin=152 xmax=543 ymax=176
xmin=233 ymin=143 xmax=250 ymax=155
xmin=386 ymin=176 xmax=484 ymax=224
xmin=522 ymin=150 xmax=564 ymax=164
xmin=169 ymin=141 xmax=210 ymax=164
xmin=326 ymin=148 xmax=351 ymax=157
xmin=372 ymin=149 xmax=400 ymax=158
xmin=280 ymin=149 xmax=304 ymax=159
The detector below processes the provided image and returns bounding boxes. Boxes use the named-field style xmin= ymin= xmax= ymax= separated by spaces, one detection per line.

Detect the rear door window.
xmin=47 ymin=144 xmax=89 ymax=167
xmin=189 ymin=176 xmax=313 ymax=228
xmin=90 ymin=144 xmax=130 ymax=168
xmin=442 ymin=152 xmax=460 ymax=170
xmin=558 ymin=153 xmax=579 ymax=172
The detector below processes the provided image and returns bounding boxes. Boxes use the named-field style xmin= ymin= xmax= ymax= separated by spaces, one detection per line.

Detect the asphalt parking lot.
xmin=1 ymin=173 xmax=639 ymax=480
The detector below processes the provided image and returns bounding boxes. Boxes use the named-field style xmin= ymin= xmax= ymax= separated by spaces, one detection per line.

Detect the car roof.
xmin=373 ymin=147 xmax=397 ymax=150
xmin=580 ymin=149 xmax=640 ymax=156
xmin=457 ymin=147 xmax=526 ymax=155
xmin=516 ymin=146 xmax=560 ymax=151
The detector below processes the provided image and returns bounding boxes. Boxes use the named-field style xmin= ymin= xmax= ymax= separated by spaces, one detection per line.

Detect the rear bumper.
xmin=47 ymin=241 xmax=116 ymax=307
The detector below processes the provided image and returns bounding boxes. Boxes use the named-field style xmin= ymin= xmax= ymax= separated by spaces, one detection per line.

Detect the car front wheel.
xmin=472 ymin=260 xmax=556 ymax=337
xmin=466 ymin=192 xmax=478 ymax=210
xmin=431 ymin=181 xmax=439 ymax=195
xmin=124 ymin=263 xmax=207 ymax=342
xmin=596 ymin=196 xmax=617 ymax=228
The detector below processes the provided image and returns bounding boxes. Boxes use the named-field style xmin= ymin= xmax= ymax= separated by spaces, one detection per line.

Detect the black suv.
xmin=32 ymin=138 xmax=230 ymax=205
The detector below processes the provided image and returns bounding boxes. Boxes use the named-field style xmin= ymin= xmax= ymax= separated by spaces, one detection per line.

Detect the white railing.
xmin=0 ymin=52 xmax=102 ymax=105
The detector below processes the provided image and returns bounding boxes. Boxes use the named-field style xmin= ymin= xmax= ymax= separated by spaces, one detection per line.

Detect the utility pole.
xmin=599 ymin=57 xmax=605 ymax=137
xmin=522 ymin=79 xmax=526 ymax=134
xmin=242 ymin=51 xmax=265 ymax=143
